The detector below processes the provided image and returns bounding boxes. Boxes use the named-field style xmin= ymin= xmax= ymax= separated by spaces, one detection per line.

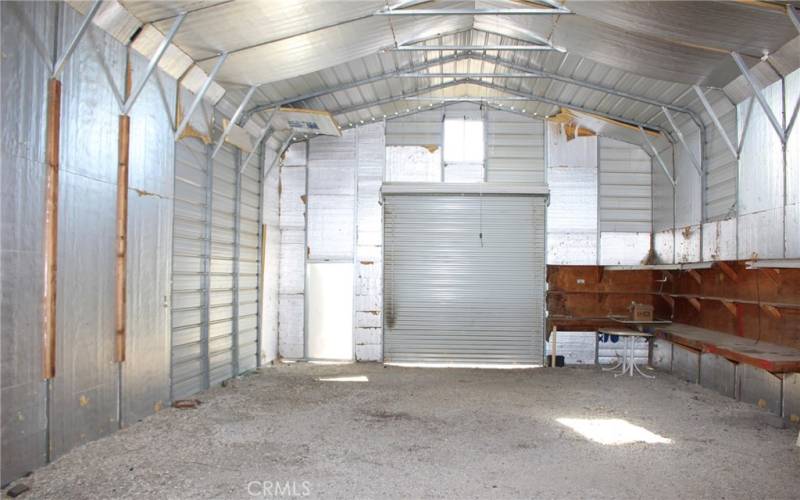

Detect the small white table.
xmin=598 ymin=329 xmax=654 ymax=378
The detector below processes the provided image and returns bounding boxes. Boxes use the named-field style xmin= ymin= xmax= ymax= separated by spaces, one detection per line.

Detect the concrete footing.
xmin=700 ymin=352 xmax=736 ymax=399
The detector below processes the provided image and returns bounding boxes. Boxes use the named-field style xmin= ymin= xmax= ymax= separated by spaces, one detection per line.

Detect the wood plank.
xmin=654 ymin=323 xmax=800 ymax=372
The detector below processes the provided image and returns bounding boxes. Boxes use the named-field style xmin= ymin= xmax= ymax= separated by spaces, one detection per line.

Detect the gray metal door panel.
xmin=383 ymin=194 xmax=545 ymax=365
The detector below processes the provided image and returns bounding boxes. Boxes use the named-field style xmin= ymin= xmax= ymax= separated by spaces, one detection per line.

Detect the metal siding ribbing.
xmin=385 ymin=109 xmax=443 ymax=147
xmin=383 ymin=194 xmax=545 ymax=365
xmin=486 ymin=109 xmax=545 ymax=184
xmin=171 ymin=137 xmax=209 ymax=399
xmin=172 ymin=140 xmax=261 ymax=397
xmin=209 ymin=145 xmax=237 ymax=386
xmin=238 ymin=148 xmax=262 ymax=372
xmin=704 ymin=98 xmax=738 ymax=221
xmin=598 ymin=137 xmax=652 ymax=232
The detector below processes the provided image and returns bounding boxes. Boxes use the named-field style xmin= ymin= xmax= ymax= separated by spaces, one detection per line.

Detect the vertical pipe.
xmin=232 ymin=149 xmax=241 ymax=377
xmin=115 ymin=115 xmax=130 ymax=362
xmin=43 ymin=78 xmax=61 ymax=379
xmin=203 ymin=143 xmax=214 ymax=388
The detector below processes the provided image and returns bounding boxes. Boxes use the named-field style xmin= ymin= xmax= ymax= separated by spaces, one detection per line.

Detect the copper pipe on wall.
xmin=43 ymin=78 xmax=61 ymax=379
xmin=115 ymin=114 xmax=130 ymax=363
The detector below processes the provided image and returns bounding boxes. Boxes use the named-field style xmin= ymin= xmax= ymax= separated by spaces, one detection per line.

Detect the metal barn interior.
xmin=2 ymin=1 xmax=800 ymax=497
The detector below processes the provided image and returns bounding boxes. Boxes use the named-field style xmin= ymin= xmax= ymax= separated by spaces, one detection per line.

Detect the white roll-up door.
xmin=383 ymin=185 xmax=547 ymax=365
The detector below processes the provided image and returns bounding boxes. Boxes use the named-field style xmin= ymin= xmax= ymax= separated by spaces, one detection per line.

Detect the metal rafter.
xmin=399 ymin=72 xmax=544 ymax=78
xmin=692 ymin=85 xmax=739 ymax=160
xmin=124 ymin=13 xmax=187 ymax=114
xmin=213 ymin=85 xmax=258 ymax=158
xmin=52 ymin=0 xmax=102 ymax=79
xmin=731 ymin=52 xmax=786 ymax=143
xmin=375 ymin=6 xmax=571 ymax=15
xmin=661 ymin=106 xmax=702 ymax=177
xmin=639 ymin=126 xmax=676 ymax=187
xmin=329 ymin=79 xmax=473 ymax=116
xmin=241 ymin=107 xmax=279 ymax=175
xmin=391 ymin=44 xmax=555 ymax=51
xmin=788 ymin=4 xmax=800 ymax=34
xmin=245 ymin=53 xmax=469 ymax=118
xmin=329 ymin=78 xmax=673 ymax=141
xmin=175 ymin=52 xmax=229 ymax=140
xmin=248 ymin=52 xmax=699 ymax=129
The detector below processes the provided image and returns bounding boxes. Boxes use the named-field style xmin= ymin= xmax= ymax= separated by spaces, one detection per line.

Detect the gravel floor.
xmin=5 ymin=363 xmax=800 ymax=499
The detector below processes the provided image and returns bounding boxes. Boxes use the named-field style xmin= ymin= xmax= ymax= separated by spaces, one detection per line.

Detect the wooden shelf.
xmin=663 ymin=293 xmax=800 ymax=311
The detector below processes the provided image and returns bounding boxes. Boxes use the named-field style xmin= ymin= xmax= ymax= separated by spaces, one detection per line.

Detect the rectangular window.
xmin=443 ymin=117 xmax=484 ymax=182
xmin=444 ymin=118 xmax=484 ymax=163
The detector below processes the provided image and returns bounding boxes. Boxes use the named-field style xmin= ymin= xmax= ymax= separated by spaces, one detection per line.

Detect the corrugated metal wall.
xmin=598 ymin=137 xmax=652 ymax=233
xmin=385 ymin=108 xmax=442 ymax=146
xmin=260 ymin=147 xmax=281 ymax=364
xmin=1 ymin=1 xmax=177 ymax=484
xmin=354 ymin=124 xmax=385 ymax=361
xmin=486 ymin=109 xmax=546 ymax=184
xmin=546 ymin=125 xmax=598 ymax=265
xmin=385 ymin=104 xmax=546 ymax=184
xmin=1 ymin=0 xmax=56 ymax=482
xmin=278 ymin=143 xmax=307 ymax=359
xmin=171 ymin=138 xmax=262 ymax=399
xmin=703 ymin=95 xmax=738 ymax=222
xmin=171 ymin=137 xmax=209 ymax=399
xmin=383 ymin=193 xmax=546 ymax=365
xmin=652 ymin=69 xmax=800 ymax=263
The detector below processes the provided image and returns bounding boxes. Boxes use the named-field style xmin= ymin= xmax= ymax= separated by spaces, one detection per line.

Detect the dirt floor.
xmin=5 ymin=363 xmax=800 ymax=499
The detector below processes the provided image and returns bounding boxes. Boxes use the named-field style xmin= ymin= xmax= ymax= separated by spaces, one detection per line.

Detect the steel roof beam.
xmin=124 ymin=12 xmax=186 ymax=114
xmin=328 ymin=79 xmax=473 ymax=116
xmin=398 ymin=72 xmax=544 ymax=78
xmin=788 ymin=4 xmax=800 ymax=34
xmin=241 ymin=107 xmax=279 ymax=175
xmin=52 ymin=0 xmax=102 ymax=79
xmin=329 ymin=78 xmax=672 ymax=140
xmin=390 ymin=44 xmax=555 ymax=51
xmin=375 ymin=6 xmax=571 ymax=15
xmin=731 ymin=51 xmax=785 ymax=143
xmin=639 ymin=126 xmax=676 ymax=187
xmin=472 ymin=79 xmax=670 ymax=137
xmin=244 ymin=53 xmax=470 ymax=118
xmin=252 ymin=52 xmax=698 ymax=127
xmin=175 ymin=52 xmax=229 ymax=140
xmin=213 ymin=84 xmax=257 ymax=158
xmin=692 ymin=85 xmax=738 ymax=160
xmin=469 ymin=53 xmax=700 ymax=125
xmin=661 ymin=106 xmax=702 ymax=177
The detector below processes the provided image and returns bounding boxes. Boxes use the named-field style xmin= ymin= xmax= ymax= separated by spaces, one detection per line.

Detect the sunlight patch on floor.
xmin=557 ymin=418 xmax=672 ymax=445
xmin=317 ymin=375 xmax=369 ymax=382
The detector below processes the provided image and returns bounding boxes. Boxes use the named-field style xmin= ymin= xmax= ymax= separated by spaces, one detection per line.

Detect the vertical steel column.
xmin=202 ymin=144 xmax=214 ymax=389
xmin=351 ymin=129 xmax=360 ymax=361
xmin=302 ymin=141 xmax=310 ymax=360
xmin=255 ymin=141 xmax=265 ymax=367
xmin=232 ymin=148 xmax=242 ymax=376
xmin=42 ymin=78 xmax=61 ymax=379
